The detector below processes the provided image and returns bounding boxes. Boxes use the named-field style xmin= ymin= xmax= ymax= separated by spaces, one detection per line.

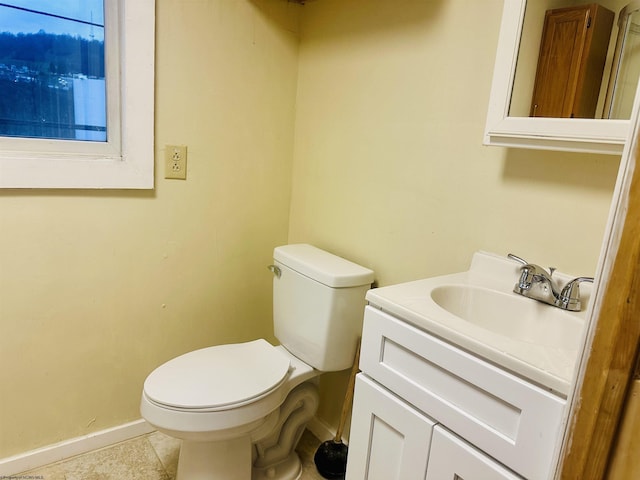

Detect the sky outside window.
xmin=0 ymin=1 xmax=107 ymax=141
xmin=0 ymin=1 xmax=104 ymax=40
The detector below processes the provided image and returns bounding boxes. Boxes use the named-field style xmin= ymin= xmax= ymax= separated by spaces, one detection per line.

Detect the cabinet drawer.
xmin=426 ymin=426 xmax=523 ymax=480
xmin=361 ymin=306 xmax=566 ymax=480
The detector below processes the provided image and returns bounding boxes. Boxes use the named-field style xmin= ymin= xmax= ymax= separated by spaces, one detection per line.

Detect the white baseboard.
xmin=1 ymin=415 xmax=338 ymax=475
xmin=0 ymin=419 xmax=154 ymax=476
xmin=306 ymin=416 xmax=336 ymax=443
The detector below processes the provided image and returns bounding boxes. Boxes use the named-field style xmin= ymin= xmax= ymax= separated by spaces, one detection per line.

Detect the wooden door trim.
xmin=557 ymin=114 xmax=640 ymax=478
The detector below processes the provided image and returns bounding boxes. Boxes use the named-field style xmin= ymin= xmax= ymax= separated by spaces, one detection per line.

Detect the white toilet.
xmin=140 ymin=244 xmax=374 ymax=480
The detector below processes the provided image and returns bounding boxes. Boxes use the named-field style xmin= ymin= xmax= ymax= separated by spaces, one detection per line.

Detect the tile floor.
xmin=19 ymin=429 xmax=330 ymax=480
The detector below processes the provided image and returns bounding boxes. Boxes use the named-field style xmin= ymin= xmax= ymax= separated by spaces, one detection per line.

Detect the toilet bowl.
xmin=141 ymin=341 xmax=319 ymax=480
xmin=140 ymin=244 xmax=374 ymax=480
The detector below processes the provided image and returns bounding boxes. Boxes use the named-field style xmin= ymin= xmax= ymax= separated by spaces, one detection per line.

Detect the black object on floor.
xmin=313 ymin=341 xmax=361 ymax=479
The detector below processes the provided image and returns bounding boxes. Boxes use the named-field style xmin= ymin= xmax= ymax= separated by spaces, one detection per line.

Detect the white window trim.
xmin=0 ymin=0 xmax=155 ymax=189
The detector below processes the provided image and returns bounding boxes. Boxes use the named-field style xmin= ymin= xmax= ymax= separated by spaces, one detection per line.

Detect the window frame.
xmin=0 ymin=0 xmax=155 ymax=189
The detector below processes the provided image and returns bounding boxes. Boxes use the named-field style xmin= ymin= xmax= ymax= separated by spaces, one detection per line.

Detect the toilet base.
xmin=176 ymin=436 xmax=251 ymax=480
xmin=252 ymin=452 xmax=302 ymax=480
xmin=167 ymin=381 xmax=320 ymax=480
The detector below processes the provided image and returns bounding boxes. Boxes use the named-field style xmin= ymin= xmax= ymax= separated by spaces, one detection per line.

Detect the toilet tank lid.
xmin=274 ymin=244 xmax=374 ymax=288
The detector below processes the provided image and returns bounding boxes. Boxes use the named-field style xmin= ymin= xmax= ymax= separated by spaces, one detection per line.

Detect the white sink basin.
xmin=365 ymin=251 xmax=590 ymax=395
xmin=430 ymin=285 xmax=583 ymax=351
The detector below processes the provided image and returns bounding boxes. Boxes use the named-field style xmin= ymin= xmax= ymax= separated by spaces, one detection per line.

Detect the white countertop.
xmin=365 ymin=252 xmax=590 ymax=396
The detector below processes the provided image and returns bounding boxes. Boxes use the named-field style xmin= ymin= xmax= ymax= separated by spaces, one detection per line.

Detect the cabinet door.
xmin=426 ymin=426 xmax=523 ymax=480
xmin=530 ymin=4 xmax=613 ymax=118
xmin=345 ymin=375 xmax=435 ymax=480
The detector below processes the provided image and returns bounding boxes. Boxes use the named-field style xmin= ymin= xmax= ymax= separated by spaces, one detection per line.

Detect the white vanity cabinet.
xmin=346 ymin=305 xmax=568 ymax=480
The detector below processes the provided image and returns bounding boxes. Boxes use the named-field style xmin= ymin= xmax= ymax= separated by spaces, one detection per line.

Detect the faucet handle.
xmin=515 ymin=263 xmax=540 ymax=292
xmin=508 ymin=253 xmax=528 ymax=265
xmin=508 ymin=254 xmax=539 ymax=290
xmin=559 ymin=277 xmax=595 ymax=311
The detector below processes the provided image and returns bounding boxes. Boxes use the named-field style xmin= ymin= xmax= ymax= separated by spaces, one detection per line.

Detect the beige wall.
xmin=289 ymin=0 xmax=621 ymax=427
xmin=0 ymin=0 xmax=300 ymax=457
xmin=0 ymin=0 xmax=625 ymax=458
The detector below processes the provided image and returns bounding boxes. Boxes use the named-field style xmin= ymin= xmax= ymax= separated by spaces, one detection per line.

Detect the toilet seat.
xmin=143 ymin=339 xmax=291 ymax=412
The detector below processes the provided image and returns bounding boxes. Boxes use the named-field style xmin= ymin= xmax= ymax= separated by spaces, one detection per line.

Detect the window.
xmin=0 ymin=0 xmax=154 ymax=189
xmin=0 ymin=2 xmax=108 ymax=142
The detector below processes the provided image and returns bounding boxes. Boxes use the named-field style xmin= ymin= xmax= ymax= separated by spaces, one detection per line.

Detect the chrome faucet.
xmin=508 ymin=254 xmax=593 ymax=312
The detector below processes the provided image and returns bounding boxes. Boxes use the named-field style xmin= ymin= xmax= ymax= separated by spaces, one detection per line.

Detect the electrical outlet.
xmin=165 ymin=145 xmax=187 ymax=180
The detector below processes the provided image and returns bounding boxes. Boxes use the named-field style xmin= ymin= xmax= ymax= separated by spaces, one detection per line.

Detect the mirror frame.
xmin=484 ymin=0 xmax=630 ymax=155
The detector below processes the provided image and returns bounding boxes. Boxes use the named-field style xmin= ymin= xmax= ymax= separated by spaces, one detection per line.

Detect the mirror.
xmin=604 ymin=1 xmax=640 ymax=118
xmin=484 ymin=0 xmax=640 ymax=154
xmin=511 ymin=0 xmax=639 ymax=120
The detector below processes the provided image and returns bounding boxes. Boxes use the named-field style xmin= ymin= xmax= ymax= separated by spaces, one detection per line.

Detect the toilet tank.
xmin=272 ymin=244 xmax=374 ymax=372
